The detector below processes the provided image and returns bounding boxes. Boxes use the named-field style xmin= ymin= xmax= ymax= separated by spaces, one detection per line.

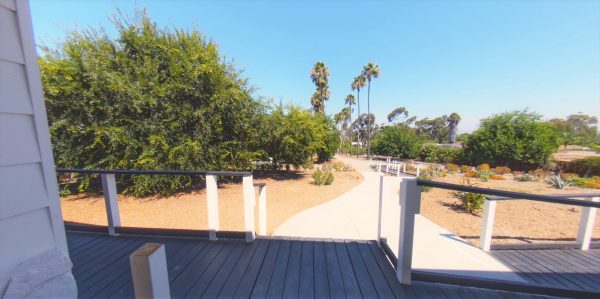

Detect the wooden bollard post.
xmin=130 ymin=243 xmax=171 ymax=299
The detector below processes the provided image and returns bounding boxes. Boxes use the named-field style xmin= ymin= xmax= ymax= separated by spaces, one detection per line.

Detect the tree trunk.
xmin=367 ymin=80 xmax=371 ymax=158
xmin=356 ymin=89 xmax=360 ymax=158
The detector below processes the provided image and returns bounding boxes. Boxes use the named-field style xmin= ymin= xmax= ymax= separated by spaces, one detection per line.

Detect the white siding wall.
xmin=0 ymin=0 xmax=69 ymax=277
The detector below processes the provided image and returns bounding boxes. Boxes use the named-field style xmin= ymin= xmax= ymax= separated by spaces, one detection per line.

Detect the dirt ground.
xmin=419 ymin=172 xmax=600 ymax=246
xmin=60 ymin=168 xmax=363 ymax=235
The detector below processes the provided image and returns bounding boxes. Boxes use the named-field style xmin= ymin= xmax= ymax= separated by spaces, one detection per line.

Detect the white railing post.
xmin=130 ymin=243 xmax=171 ymax=299
xmin=256 ymin=184 xmax=267 ymax=236
xmin=101 ymin=174 xmax=120 ymax=236
xmin=378 ymin=161 xmax=382 ymax=173
xmin=377 ymin=175 xmax=384 ymax=243
xmin=206 ymin=174 xmax=219 ymax=241
xmin=243 ymin=175 xmax=256 ymax=242
xmin=387 ymin=159 xmax=390 ymax=172
xmin=403 ymin=163 xmax=406 ymax=173
xmin=577 ymin=197 xmax=599 ymax=250
xmin=416 ymin=164 xmax=421 ymax=177
xmin=396 ymin=166 xmax=400 ymax=177
xmin=397 ymin=177 xmax=421 ymax=284
xmin=480 ymin=199 xmax=497 ymax=251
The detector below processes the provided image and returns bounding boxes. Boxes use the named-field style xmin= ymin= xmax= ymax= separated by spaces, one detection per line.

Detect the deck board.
xmin=67 ymin=231 xmax=564 ymax=298
xmin=491 ymin=248 xmax=600 ymax=295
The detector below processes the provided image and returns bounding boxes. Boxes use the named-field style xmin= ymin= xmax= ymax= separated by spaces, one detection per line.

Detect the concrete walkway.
xmin=274 ymin=155 xmax=525 ymax=283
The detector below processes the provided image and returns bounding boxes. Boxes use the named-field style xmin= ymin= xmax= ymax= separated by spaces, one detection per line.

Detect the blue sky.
xmin=30 ymin=0 xmax=600 ymax=133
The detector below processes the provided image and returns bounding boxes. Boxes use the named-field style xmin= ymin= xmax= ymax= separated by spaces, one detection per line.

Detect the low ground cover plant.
xmin=453 ymin=179 xmax=486 ymax=214
xmin=492 ymin=166 xmax=511 ymax=175
xmin=460 ymin=165 xmax=472 ymax=173
xmin=446 ymin=163 xmax=460 ymax=173
xmin=514 ymin=173 xmax=539 ymax=182
xmin=545 ymin=175 xmax=565 ymax=189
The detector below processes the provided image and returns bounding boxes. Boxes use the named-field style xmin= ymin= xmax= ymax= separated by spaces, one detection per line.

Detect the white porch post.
xmin=101 ymin=174 xmax=121 ymax=236
xmin=243 ymin=175 xmax=256 ymax=242
xmin=256 ymin=184 xmax=267 ymax=236
xmin=130 ymin=243 xmax=171 ymax=299
xmin=377 ymin=175 xmax=384 ymax=243
xmin=397 ymin=177 xmax=421 ymax=284
xmin=480 ymin=199 xmax=497 ymax=251
xmin=577 ymin=197 xmax=600 ymax=250
xmin=205 ymin=174 xmax=219 ymax=240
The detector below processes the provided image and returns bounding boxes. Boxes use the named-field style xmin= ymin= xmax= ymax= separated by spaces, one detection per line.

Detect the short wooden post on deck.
xmin=577 ymin=197 xmax=600 ymax=250
xmin=397 ymin=177 xmax=421 ymax=284
xmin=206 ymin=174 xmax=219 ymax=240
xmin=242 ymin=175 xmax=256 ymax=242
xmin=101 ymin=174 xmax=120 ymax=236
xmin=480 ymin=199 xmax=497 ymax=251
xmin=130 ymin=243 xmax=171 ymax=299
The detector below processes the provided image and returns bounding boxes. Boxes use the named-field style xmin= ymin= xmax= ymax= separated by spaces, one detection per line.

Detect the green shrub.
xmin=419 ymin=144 xmax=440 ymax=163
xmin=324 ymin=171 xmax=335 ymax=185
xmin=371 ymin=126 xmax=421 ymax=158
xmin=464 ymin=111 xmax=560 ymax=170
xmin=453 ymin=179 xmax=486 ymax=214
xmin=515 ymin=174 xmax=538 ymax=182
xmin=560 ymin=157 xmax=600 ymax=177
xmin=477 ymin=171 xmax=492 ymax=181
xmin=312 ymin=169 xmax=324 ymax=185
xmin=437 ymin=147 xmax=463 ymax=164
xmin=460 ymin=165 xmax=472 ymax=173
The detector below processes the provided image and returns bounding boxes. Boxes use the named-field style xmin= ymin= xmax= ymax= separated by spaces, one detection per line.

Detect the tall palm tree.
xmin=447 ymin=112 xmax=461 ymax=143
xmin=362 ymin=63 xmax=380 ymax=158
xmin=351 ymin=75 xmax=366 ymax=156
xmin=310 ymin=62 xmax=330 ymax=113
xmin=344 ymin=94 xmax=356 ymax=154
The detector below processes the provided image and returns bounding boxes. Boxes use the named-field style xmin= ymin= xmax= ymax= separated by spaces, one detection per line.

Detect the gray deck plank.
xmin=323 ymin=240 xmax=346 ymax=298
xmin=353 ymin=240 xmax=395 ymax=298
xmin=170 ymin=241 xmax=225 ymax=297
xmin=234 ymin=238 xmax=275 ymax=298
xmin=265 ymin=238 xmax=291 ymax=298
xmin=248 ymin=238 xmax=281 ymax=298
xmin=312 ymin=241 xmax=330 ymax=299
xmin=282 ymin=238 xmax=303 ymax=299
xmin=218 ymin=238 xmax=268 ymax=299
xmin=199 ymin=241 xmax=247 ymax=298
xmin=344 ymin=240 xmax=378 ymax=298
xmin=299 ymin=241 xmax=315 ymax=299
xmin=366 ymin=240 xmax=418 ymax=298
xmin=333 ymin=240 xmax=362 ymax=298
xmin=184 ymin=242 xmax=238 ymax=298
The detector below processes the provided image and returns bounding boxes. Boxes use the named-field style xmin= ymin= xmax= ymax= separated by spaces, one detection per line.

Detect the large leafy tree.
xmin=40 ymin=11 xmax=265 ymax=195
xmin=371 ymin=126 xmax=421 ymax=158
xmin=352 ymin=113 xmax=377 ymax=148
xmin=549 ymin=114 xmax=598 ymax=148
xmin=351 ymin=75 xmax=366 ymax=156
xmin=362 ymin=63 xmax=381 ymax=157
xmin=310 ymin=62 xmax=330 ymax=113
xmin=415 ymin=116 xmax=449 ymax=143
xmin=465 ymin=111 xmax=560 ymax=170
xmin=387 ymin=107 xmax=408 ymax=123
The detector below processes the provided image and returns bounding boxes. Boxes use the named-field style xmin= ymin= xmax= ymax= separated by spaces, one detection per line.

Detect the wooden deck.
xmin=491 ymin=248 xmax=600 ymax=295
xmin=67 ymin=231 xmax=549 ymax=298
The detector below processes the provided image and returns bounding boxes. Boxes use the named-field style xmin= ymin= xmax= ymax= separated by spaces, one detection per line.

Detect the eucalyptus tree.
xmin=310 ymin=61 xmax=330 ymax=113
xmin=447 ymin=113 xmax=461 ymax=143
xmin=335 ymin=107 xmax=351 ymax=152
xmin=345 ymin=94 xmax=356 ymax=154
xmin=387 ymin=107 xmax=408 ymax=123
xmin=351 ymin=75 xmax=366 ymax=156
xmin=362 ymin=63 xmax=381 ymax=157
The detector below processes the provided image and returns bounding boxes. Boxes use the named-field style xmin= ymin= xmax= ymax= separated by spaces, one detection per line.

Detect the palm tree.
xmin=447 ymin=112 xmax=461 ymax=143
xmin=344 ymin=94 xmax=356 ymax=154
xmin=310 ymin=62 xmax=330 ymax=113
xmin=351 ymin=75 xmax=366 ymax=156
xmin=362 ymin=63 xmax=380 ymax=158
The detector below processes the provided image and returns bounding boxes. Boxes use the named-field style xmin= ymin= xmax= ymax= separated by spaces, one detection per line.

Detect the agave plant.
xmin=545 ymin=174 xmax=565 ymax=189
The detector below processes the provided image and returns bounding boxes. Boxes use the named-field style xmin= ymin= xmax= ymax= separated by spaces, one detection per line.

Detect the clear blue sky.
xmin=30 ymin=0 xmax=600 ymax=133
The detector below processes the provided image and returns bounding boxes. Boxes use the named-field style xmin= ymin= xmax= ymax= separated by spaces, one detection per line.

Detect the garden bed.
xmin=60 ymin=165 xmax=363 ymax=235
xmin=419 ymin=172 xmax=600 ymax=246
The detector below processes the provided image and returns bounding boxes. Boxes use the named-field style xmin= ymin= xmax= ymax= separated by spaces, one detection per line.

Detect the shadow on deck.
xmin=67 ymin=231 xmax=545 ymax=299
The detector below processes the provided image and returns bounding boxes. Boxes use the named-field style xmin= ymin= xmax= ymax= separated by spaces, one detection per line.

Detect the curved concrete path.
xmin=274 ymin=155 xmax=526 ymax=283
